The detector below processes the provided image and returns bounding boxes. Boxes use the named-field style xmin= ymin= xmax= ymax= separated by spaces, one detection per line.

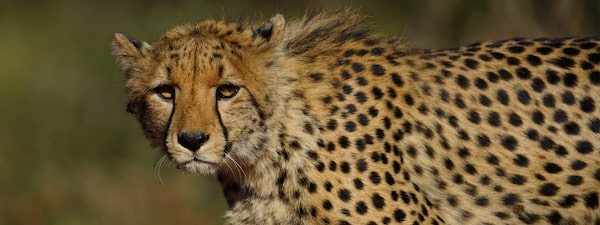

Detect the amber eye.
xmin=153 ymin=85 xmax=175 ymax=100
xmin=216 ymin=84 xmax=240 ymax=99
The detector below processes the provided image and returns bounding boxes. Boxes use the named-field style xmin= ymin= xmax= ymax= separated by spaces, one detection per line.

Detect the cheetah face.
xmin=112 ymin=16 xmax=285 ymax=175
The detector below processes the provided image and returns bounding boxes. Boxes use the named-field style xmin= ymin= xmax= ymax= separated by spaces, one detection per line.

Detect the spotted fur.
xmin=112 ymin=11 xmax=600 ymax=225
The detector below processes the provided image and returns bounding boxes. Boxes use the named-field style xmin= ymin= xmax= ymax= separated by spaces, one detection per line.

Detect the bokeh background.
xmin=1 ymin=0 xmax=598 ymax=224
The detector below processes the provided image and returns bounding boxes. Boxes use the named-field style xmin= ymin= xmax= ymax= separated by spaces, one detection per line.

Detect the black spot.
xmin=512 ymin=154 xmax=529 ymax=167
xmin=372 ymin=87 xmax=384 ymax=99
xmin=354 ymin=178 xmax=364 ymax=190
xmin=447 ymin=195 xmax=458 ymax=206
xmin=464 ymin=58 xmax=479 ymax=69
xmin=572 ymin=160 xmax=587 ymax=170
xmin=369 ymin=171 xmax=381 ymax=184
xmin=341 ymin=70 xmax=352 ymax=80
xmin=589 ymin=118 xmax=600 ymax=133
xmin=478 ymin=134 xmax=491 ymax=147
xmin=551 ymin=57 xmax=575 ymax=69
xmin=352 ymin=63 xmax=365 ymax=73
xmin=309 ymin=73 xmax=324 ymax=82
xmin=475 ymin=197 xmax=489 ymax=206
xmin=585 ymin=192 xmax=599 ymax=209
xmin=563 ymin=73 xmax=578 ymax=87
xmin=444 ymin=158 xmax=455 ymax=170
xmin=567 ymin=175 xmax=583 ymax=186
xmin=496 ymin=90 xmax=510 ymax=105
xmin=328 ymin=161 xmax=337 ymax=171
xmin=338 ymin=188 xmax=351 ymax=202
xmin=539 ymin=183 xmax=560 ymax=196
xmin=493 ymin=211 xmax=510 ymax=220
xmin=372 ymin=193 xmax=385 ymax=209
xmin=440 ymin=89 xmax=450 ymax=102
xmin=468 ymin=111 xmax=481 ymax=124
xmin=516 ymin=67 xmax=532 ymax=79
xmin=576 ymin=140 xmax=593 ymax=154
xmin=508 ymin=46 xmax=525 ymax=53
xmin=501 ymin=135 xmax=519 ymax=151
xmin=562 ymin=91 xmax=576 ymax=105
xmin=356 ymin=201 xmax=368 ymax=214
xmin=479 ymin=95 xmax=492 ymax=106
xmin=531 ymin=78 xmax=546 ymax=92
xmin=517 ymin=90 xmax=531 ymax=105
xmin=404 ymin=94 xmax=414 ymax=105
xmin=344 ymin=121 xmax=357 ymax=132
xmin=510 ymin=174 xmax=527 ymax=185
xmin=580 ymin=97 xmax=595 ymax=113
xmin=456 ymin=75 xmax=470 ymax=89
xmin=544 ymin=163 xmax=562 ymax=173
xmin=507 ymin=57 xmax=521 ymax=65
xmin=540 ymin=137 xmax=555 ymax=150
xmin=590 ymin=71 xmax=600 ymax=85
xmin=536 ymin=47 xmax=553 ymax=55
xmin=563 ymin=47 xmax=580 ymax=56
xmin=371 ymin=64 xmax=386 ymax=76
xmin=589 ymin=53 xmax=600 ymax=64
xmin=487 ymin=71 xmax=499 ymax=82
xmin=502 ymin=193 xmax=521 ymax=206
xmin=488 ymin=111 xmax=501 ymax=126
xmin=542 ymin=94 xmax=556 ymax=108
xmin=338 ymin=136 xmax=350 ymax=148
xmin=526 ymin=129 xmax=539 ymax=140
xmin=532 ymin=111 xmax=545 ymax=125
xmin=580 ymin=42 xmax=598 ymax=49
xmin=526 ymin=55 xmax=542 ymax=66
xmin=454 ymin=95 xmax=466 ymax=108
xmin=371 ymin=47 xmax=384 ymax=55
xmin=349 ymin=91 xmax=366 ymax=104
xmin=499 ymin=69 xmax=513 ymax=80
xmin=559 ymin=195 xmax=578 ymax=208
xmin=508 ymin=113 xmax=523 ymax=127
xmin=322 ymin=200 xmax=333 ymax=210
xmin=391 ymin=73 xmax=404 ymax=87
xmin=546 ymin=70 xmax=560 ymax=84
xmin=491 ymin=51 xmax=506 ymax=59
xmin=553 ymin=110 xmax=568 ymax=123
xmin=393 ymin=209 xmax=406 ymax=222
xmin=563 ymin=122 xmax=580 ymax=135
xmin=474 ymin=78 xmax=488 ymax=90
xmin=554 ymin=145 xmax=568 ymax=156
xmin=340 ymin=161 xmax=350 ymax=173
xmin=464 ymin=163 xmax=477 ymax=175
xmin=343 ymin=49 xmax=355 ymax=57
xmin=382 ymin=217 xmax=391 ymax=224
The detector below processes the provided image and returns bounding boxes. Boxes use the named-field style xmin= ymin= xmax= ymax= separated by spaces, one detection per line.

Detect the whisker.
xmin=223 ymin=156 xmax=238 ymax=181
xmin=226 ymin=154 xmax=246 ymax=180
xmin=154 ymin=154 xmax=168 ymax=186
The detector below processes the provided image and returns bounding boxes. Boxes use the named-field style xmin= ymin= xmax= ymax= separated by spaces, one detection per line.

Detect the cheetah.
xmin=112 ymin=11 xmax=600 ymax=225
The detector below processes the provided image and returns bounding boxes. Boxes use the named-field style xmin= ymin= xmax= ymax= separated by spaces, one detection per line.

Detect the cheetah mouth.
xmin=192 ymin=157 xmax=217 ymax=164
xmin=175 ymin=158 xmax=220 ymax=174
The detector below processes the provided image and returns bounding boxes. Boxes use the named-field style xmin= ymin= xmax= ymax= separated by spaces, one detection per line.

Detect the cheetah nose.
xmin=177 ymin=132 xmax=209 ymax=152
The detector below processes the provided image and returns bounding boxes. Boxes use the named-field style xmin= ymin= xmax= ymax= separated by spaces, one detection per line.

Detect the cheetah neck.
xmin=216 ymin=72 xmax=324 ymax=224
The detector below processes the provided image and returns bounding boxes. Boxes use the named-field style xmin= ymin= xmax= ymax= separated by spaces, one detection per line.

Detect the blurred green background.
xmin=0 ymin=0 xmax=598 ymax=224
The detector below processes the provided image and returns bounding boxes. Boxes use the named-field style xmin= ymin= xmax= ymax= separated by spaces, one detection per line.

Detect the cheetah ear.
xmin=253 ymin=14 xmax=285 ymax=47
xmin=111 ymin=33 xmax=152 ymax=77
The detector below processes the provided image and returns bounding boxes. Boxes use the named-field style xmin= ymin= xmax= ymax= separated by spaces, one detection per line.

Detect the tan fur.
xmin=113 ymin=11 xmax=600 ymax=225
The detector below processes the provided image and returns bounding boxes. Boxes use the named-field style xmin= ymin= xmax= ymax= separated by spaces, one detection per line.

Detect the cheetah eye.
xmin=153 ymin=85 xmax=175 ymax=100
xmin=216 ymin=84 xmax=240 ymax=99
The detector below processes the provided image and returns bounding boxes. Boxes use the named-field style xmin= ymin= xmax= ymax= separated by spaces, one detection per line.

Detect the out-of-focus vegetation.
xmin=0 ymin=0 xmax=597 ymax=224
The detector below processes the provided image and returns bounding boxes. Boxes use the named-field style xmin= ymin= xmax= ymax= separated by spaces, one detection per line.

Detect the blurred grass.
xmin=0 ymin=0 xmax=597 ymax=224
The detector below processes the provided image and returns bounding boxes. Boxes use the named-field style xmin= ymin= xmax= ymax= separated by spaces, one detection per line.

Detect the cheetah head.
xmin=112 ymin=15 xmax=286 ymax=175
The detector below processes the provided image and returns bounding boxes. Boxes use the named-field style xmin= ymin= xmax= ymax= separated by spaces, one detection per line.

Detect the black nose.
xmin=177 ymin=132 xmax=209 ymax=152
